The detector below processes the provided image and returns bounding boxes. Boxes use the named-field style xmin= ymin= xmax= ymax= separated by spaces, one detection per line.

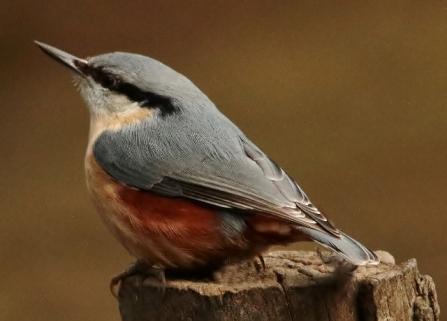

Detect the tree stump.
xmin=118 ymin=251 xmax=440 ymax=321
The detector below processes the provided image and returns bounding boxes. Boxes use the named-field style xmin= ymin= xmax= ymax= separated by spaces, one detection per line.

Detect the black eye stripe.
xmin=88 ymin=68 xmax=120 ymax=90
xmin=115 ymin=82 xmax=176 ymax=116
xmin=80 ymin=64 xmax=177 ymax=116
xmin=73 ymin=61 xmax=116 ymax=89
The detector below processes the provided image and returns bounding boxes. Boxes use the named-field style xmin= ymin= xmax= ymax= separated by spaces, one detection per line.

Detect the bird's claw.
xmin=110 ymin=259 xmax=155 ymax=298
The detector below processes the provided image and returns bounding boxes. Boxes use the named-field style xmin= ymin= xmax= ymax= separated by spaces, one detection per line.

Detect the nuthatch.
xmin=36 ymin=41 xmax=379 ymax=293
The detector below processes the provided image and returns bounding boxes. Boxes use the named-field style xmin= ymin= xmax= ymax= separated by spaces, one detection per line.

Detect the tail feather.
xmin=297 ymin=226 xmax=379 ymax=266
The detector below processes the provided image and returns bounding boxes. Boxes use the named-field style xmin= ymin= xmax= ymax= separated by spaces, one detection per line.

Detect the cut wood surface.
xmin=118 ymin=250 xmax=440 ymax=321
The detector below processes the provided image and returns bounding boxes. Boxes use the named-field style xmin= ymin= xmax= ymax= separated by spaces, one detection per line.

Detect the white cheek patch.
xmin=78 ymin=79 xmax=141 ymax=115
xmin=108 ymin=94 xmax=141 ymax=112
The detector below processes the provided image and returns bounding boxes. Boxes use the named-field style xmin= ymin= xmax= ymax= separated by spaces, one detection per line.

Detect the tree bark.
xmin=118 ymin=251 xmax=439 ymax=321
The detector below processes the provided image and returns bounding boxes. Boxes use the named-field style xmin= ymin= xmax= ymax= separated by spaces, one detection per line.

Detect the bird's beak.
xmin=35 ymin=41 xmax=89 ymax=76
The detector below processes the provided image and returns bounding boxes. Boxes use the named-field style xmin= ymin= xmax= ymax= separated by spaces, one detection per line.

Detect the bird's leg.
xmin=110 ymin=259 xmax=165 ymax=298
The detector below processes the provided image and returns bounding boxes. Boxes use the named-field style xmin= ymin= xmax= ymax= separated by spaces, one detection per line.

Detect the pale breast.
xmin=85 ymin=153 xmax=149 ymax=260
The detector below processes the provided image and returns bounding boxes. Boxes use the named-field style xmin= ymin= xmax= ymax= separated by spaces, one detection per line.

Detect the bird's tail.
xmin=296 ymin=226 xmax=379 ymax=266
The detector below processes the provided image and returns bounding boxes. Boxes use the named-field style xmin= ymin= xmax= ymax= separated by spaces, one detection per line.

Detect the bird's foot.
xmin=110 ymin=259 xmax=165 ymax=299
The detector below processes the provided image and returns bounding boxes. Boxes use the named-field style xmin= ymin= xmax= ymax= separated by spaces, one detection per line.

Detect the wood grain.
xmin=118 ymin=250 xmax=440 ymax=321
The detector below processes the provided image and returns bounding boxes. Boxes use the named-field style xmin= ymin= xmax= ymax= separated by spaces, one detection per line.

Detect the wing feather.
xmin=93 ymin=114 xmax=339 ymax=236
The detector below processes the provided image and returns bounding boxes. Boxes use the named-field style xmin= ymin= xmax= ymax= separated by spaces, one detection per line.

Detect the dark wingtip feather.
xmin=297 ymin=226 xmax=380 ymax=266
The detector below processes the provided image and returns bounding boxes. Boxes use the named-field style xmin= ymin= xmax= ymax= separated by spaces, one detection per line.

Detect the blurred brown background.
xmin=1 ymin=1 xmax=446 ymax=320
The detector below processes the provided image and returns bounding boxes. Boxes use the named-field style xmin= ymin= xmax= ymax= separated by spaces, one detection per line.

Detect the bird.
xmin=35 ymin=41 xmax=379 ymax=294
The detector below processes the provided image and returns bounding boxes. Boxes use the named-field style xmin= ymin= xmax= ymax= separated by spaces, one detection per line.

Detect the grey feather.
xmin=93 ymin=101 xmax=334 ymax=231
xmin=296 ymin=226 xmax=379 ymax=265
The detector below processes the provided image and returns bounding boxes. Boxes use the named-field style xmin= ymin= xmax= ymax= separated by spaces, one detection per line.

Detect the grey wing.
xmin=167 ymin=139 xmax=339 ymax=235
xmin=93 ymin=117 xmax=340 ymax=236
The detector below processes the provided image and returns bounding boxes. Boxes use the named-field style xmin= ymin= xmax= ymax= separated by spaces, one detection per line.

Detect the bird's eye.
xmin=86 ymin=67 xmax=121 ymax=90
xmin=99 ymin=73 xmax=120 ymax=90
xmin=90 ymin=70 xmax=120 ymax=90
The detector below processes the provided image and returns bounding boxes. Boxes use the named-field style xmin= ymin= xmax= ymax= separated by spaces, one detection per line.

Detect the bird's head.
xmin=35 ymin=41 xmax=207 ymax=118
